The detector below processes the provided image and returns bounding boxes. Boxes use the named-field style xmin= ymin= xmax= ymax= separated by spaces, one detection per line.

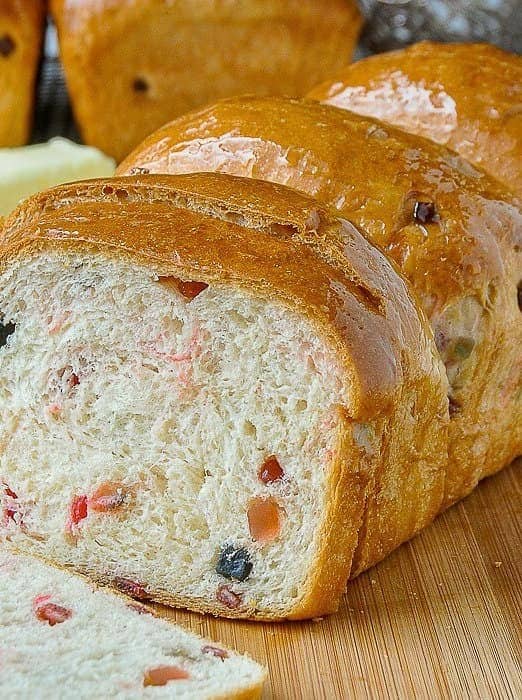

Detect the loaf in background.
xmin=308 ymin=42 xmax=522 ymax=196
xmin=50 ymin=0 xmax=362 ymax=162
xmin=0 ymin=0 xmax=46 ymax=147
xmin=0 ymin=173 xmax=447 ymax=619
xmin=118 ymin=95 xmax=522 ymax=514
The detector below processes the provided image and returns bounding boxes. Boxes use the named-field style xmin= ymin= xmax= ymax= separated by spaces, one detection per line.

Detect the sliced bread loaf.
xmin=0 ymin=173 xmax=447 ymax=619
xmin=0 ymin=549 xmax=265 ymax=698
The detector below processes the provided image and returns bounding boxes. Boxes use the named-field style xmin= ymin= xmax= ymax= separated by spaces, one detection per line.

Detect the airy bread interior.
xmin=0 ymin=550 xmax=265 ymax=698
xmin=0 ymin=251 xmax=349 ymax=617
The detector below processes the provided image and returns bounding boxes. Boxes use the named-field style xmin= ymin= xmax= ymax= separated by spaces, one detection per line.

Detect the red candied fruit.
xmin=247 ymin=497 xmax=282 ymax=544
xmin=34 ymin=599 xmax=73 ymax=626
xmin=159 ymin=276 xmax=208 ymax=300
xmin=143 ymin=665 xmax=190 ymax=686
xmin=114 ymin=577 xmax=150 ymax=601
xmin=3 ymin=484 xmax=18 ymax=521
xmin=69 ymin=495 xmax=88 ymax=526
xmin=89 ymin=481 xmax=126 ymax=512
xmin=202 ymin=645 xmax=229 ymax=660
xmin=68 ymin=372 xmax=80 ymax=388
xmin=258 ymin=456 xmax=284 ymax=484
xmin=216 ymin=585 xmax=242 ymax=610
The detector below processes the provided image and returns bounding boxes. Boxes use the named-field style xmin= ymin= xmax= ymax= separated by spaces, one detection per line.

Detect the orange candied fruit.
xmin=89 ymin=481 xmax=127 ymax=512
xmin=143 ymin=665 xmax=190 ymax=686
xmin=159 ymin=276 xmax=208 ymax=300
xmin=34 ymin=601 xmax=73 ymax=626
xmin=258 ymin=456 xmax=284 ymax=484
xmin=247 ymin=496 xmax=282 ymax=544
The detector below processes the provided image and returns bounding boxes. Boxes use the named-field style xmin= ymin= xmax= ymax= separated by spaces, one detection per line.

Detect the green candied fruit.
xmin=452 ymin=337 xmax=475 ymax=360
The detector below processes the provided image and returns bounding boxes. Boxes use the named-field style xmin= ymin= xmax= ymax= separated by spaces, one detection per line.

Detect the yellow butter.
xmin=0 ymin=138 xmax=115 ymax=216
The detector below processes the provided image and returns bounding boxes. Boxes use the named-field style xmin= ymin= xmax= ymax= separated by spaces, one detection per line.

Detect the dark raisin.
xmin=0 ymin=322 xmax=15 ymax=348
xmin=129 ymin=167 xmax=150 ymax=175
xmin=413 ymin=201 xmax=438 ymax=224
xmin=133 ymin=77 xmax=149 ymax=93
xmin=517 ymin=281 xmax=522 ymax=311
xmin=0 ymin=35 xmax=15 ymax=58
xmin=216 ymin=545 xmax=253 ymax=582
xmin=448 ymin=396 xmax=461 ymax=418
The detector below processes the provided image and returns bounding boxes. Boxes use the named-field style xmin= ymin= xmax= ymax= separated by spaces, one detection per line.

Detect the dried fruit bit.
xmin=216 ymin=545 xmax=253 ymax=582
xmin=68 ymin=373 xmax=80 ymax=388
xmin=258 ymin=455 xmax=284 ymax=484
xmin=33 ymin=597 xmax=72 ymax=626
xmin=2 ymin=484 xmax=18 ymax=521
xmin=0 ymin=35 xmax=15 ymax=57
xmin=68 ymin=495 xmax=88 ymax=527
xmin=216 ymin=585 xmax=242 ymax=609
xmin=143 ymin=665 xmax=190 ymax=686
xmin=114 ymin=577 xmax=150 ymax=601
xmin=247 ymin=497 xmax=282 ymax=544
xmin=0 ymin=322 xmax=15 ymax=348
xmin=202 ymin=645 xmax=229 ymax=660
xmin=413 ymin=201 xmax=438 ymax=224
xmin=159 ymin=276 xmax=209 ymax=300
xmin=89 ymin=482 xmax=126 ymax=512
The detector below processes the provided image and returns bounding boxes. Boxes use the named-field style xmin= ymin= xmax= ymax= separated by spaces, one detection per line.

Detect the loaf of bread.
xmin=0 ymin=173 xmax=447 ymax=619
xmin=50 ymin=0 xmax=362 ymax=162
xmin=119 ymin=96 xmax=522 ymax=509
xmin=0 ymin=550 xmax=265 ymax=697
xmin=0 ymin=0 xmax=46 ymax=147
xmin=308 ymin=42 xmax=522 ymax=195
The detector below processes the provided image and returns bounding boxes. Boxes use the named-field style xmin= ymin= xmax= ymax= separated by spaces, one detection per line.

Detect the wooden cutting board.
xmin=159 ymin=460 xmax=521 ymax=699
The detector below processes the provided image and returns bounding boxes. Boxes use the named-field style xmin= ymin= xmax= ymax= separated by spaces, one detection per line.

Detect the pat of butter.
xmin=0 ymin=138 xmax=115 ymax=216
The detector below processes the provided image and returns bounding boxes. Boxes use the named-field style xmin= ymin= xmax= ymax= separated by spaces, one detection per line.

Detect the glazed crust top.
xmin=308 ymin=42 xmax=522 ymax=195
xmin=1 ymin=173 xmax=440 ymax=422
xmin=119 ymin=96 xmax=522 ymax=318
xmin=51 ymin=0 xmax=360 ymax=25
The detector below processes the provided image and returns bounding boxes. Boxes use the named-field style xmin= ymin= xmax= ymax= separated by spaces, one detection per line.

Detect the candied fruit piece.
xmin=247 ymin=497 xmax=282 ymax=543
xmin=114 ymin=577 xmax=150 ymax=600
xmin=68 ymin=495 xmax=88 ymax=526
xmin=216 ymin=585 xmax=242 ymax=609
xmin=33 ymin=597 xmax=72 ymax=626
xmin=216 ymin=545 xmax=252 ymax=581
xmin=2 ymin=484 xmax=18 ymax=522
xmin=202 ymin=645 xmax=229 ymax=660
xmin=258 ymin=455 xmax=284 ymax=484
xmin=89 ymin=482 xmax=126 ymax=512
xmin=0 ymin=322 xmax=15 ymax=348
xmin=159 ymin=276 xmax=208 ymax=300
xmin=143 ymin=665 xmax=190 ymax=686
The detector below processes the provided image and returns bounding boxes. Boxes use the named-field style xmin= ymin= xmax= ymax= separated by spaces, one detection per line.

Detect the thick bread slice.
xmin=50 ymin=0 xmax=361 ymax=161
xmin=308 ymin=41 xmax=522 ymax=196
xmin=119 ymin=96 xmax=522 ymax=511
xmin=0 ymin=173 xmax=447 ymax=618
xmin=0 ymin=0 xmax=46 ymax=147
xmin=0 ymin=549 xmax=265 ymax=699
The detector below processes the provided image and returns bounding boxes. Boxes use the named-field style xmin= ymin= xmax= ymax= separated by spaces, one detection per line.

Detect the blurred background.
xmin=31 ymin=0 xmax=522 ymax=144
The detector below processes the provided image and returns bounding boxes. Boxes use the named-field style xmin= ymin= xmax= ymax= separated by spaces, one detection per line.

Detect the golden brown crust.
xmin=118 ymin=96 xmax=522 ymax=509
xmin=1 ymin=173 xmax=447 ymax=617
xmin=50 ymin=0 xmax=361 ymax=161
xmin=0 ymin=0 xmax=46 ymax=147
xmin=308 ymin=41 xmax=522 ymax=196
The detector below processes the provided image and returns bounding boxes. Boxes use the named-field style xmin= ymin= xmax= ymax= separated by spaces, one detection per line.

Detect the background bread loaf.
xmin=50 ymin=0 xmax=362 ymax=161
xmin=119 ymin=96 xmax=522 ymax=510
xmin=0 ymin=173 xmax=447 ymax=618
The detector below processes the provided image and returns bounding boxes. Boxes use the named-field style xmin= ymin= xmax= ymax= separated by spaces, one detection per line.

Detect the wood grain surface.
xmin=157 ymin=459 xmax=521 ymax=699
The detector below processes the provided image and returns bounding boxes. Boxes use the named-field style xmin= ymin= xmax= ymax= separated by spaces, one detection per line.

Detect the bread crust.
xmin=308 ymin=41 xmax=522 ymax=196
xmin=50 ymin=0 xmax=361 ymax=161
xmin=119 ymin=96 xmax=522 ymax=509
xmin=0 ymin=0 xmax=46 ymax=147
xmin=1 ymin=173 xmax=447 ymax=618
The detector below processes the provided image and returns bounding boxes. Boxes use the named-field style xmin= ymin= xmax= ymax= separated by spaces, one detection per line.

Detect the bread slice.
xmin=0 ymin=173 xmax=448 ymax=619
xmin=118 ymin=96 xmax=522 ymax=510
xmin=0 ymin=1 xmax=46 ymax=147
xmin=0 ymin=549 xmax=265 ymax=698
xmin=50 ymin=0 xmax=361 ymax=161
xmin=308 ymin=41 xmax=522 ymax=196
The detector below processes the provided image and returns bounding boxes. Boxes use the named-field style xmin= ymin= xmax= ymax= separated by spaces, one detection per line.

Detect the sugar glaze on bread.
xmin=0 ymin=174 xmax=447 ymax=619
